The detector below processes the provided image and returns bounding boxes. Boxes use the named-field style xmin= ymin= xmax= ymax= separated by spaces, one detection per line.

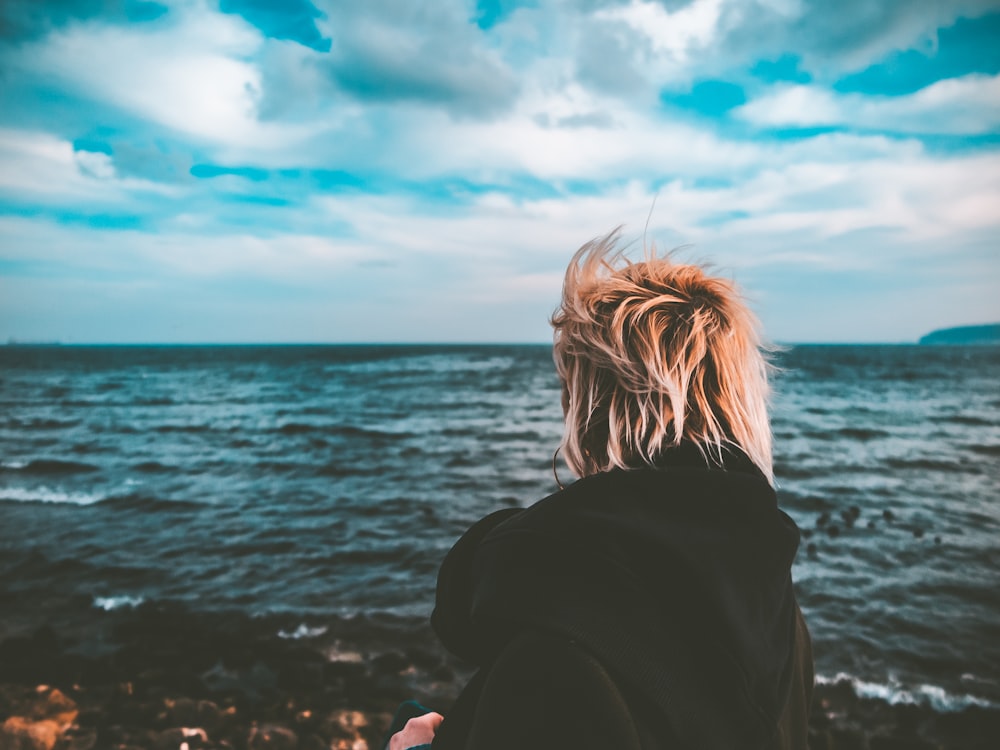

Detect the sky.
xmin=0 ymin=0 xmax=998 ymax=344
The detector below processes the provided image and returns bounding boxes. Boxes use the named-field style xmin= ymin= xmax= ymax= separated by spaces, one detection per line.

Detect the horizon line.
xmin=2 ymin=339 xmax=941 ymax=347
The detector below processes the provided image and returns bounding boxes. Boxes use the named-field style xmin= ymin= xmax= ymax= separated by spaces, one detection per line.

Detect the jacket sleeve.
xmin=460 ymin=631 xmax=645 ymax=750
xmin=774 ymin=604 xmax=814 ymax=750
xmin=431 ymin=508 xmax=522 ymax=663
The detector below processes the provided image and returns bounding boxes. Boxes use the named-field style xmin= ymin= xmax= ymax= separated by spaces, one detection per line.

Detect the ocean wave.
xmin=0 ymin=458 xmax=100 ymax=475
xmin=276 ymin=422 xmax=320 ymax=435
xmin=929 ymin=414 xmax=995 ymax=427
xmin=277 ymin=624 xmax=328 ymax=640
xmin=884 ymin=457 xmax=969 ymax=473
xmin=93 ymin=595 xmax=145 ymax=611
xmin=967 ymin=444 xmax=1000 ymax=457
xmin=836 ymin=427 xmax=891 ymax=441
xmin=131 ymin=461 xmax=176 ymax=473
xmin=97 ymin=492 xmax=201 ymax=512
xmin=6 ymin=417 xmax=81 ymax=430
xmin=154 ymin=424 xmax=214 ymax=434
xmin=816 ymin=673 xmax=996 ymax=712
xmin=0 ymin=486 xmax=103 ymax=505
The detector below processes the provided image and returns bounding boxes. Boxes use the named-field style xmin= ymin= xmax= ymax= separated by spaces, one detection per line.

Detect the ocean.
xmin=1 ymin=344 xmax=998 ymax=720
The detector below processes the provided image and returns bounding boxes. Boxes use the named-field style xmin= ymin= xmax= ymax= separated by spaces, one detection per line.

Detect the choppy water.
xmin=1 ymin=344 xmax=998 ymax=711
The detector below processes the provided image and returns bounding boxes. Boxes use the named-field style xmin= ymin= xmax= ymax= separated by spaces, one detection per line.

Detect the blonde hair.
xmin=551 ymin=228 xmax=774 ymax=484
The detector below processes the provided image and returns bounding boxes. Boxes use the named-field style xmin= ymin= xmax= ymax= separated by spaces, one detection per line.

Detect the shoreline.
xmin=2 ymin=604 xmax=997 ymax=750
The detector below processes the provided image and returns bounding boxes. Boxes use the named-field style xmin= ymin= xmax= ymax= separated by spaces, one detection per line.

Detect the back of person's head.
xmin=551 ymin=228 xmax=774 ymax=484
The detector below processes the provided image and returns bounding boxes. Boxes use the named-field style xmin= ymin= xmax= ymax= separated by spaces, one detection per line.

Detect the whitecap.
xmin=816 ymin=672 xmax=996 ymax=712
xmin=1 ymin=460 xmax=28 ymax=469
xmin=0 ymin=486 xmax=102 ymax=505
xmin=277 ymin=623 xmax=328 ymax=640
xmin=93 ymin=595 xmax=145 ymax=611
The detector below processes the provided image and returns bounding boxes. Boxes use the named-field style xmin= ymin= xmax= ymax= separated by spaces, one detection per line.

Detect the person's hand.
xmin=389 ymin=711 xmax=444 ymax=750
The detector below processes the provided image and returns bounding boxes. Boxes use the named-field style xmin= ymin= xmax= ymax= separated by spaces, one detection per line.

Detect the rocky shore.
xmin=1 ymin=603 xmax=996 ymax=750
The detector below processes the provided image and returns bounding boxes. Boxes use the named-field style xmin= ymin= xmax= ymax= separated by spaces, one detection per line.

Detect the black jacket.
xmin=429 ymin=446 xmax=813 ymax=749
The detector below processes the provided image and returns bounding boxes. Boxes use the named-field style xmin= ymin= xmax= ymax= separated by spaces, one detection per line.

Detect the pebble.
xmin=248 ymin=723 xmax=299 ymax=750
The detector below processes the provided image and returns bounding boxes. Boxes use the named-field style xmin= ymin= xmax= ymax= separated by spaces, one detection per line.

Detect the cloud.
xmin=715 ymin=0 xmax=1000 ymax=79
xmin=2 ymin=1 xmax=999 ymax=343
xmin=0 ymin=0 xmax=167 ymax=41
xmin=0 ymin=128 xmax=177 ymax=202
xmin=320 ymin=1 xmax=520 ymax=117
xmin=736 ymin=74 xmax=1000 ymax=134
xmin=11 ymin=3 xmax=320 ymax=148
xmin=597 ymin=0 xmax=722 ymax=61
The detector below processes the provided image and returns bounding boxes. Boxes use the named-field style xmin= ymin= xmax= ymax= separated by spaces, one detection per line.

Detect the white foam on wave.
xmin=817 ymin=672 xmax=996 ymax=712
xmin=1 ymin=460 xmax=28 ymax=469
xmin=0 ymin=486 xmax=102 ymax=505
xmin=93 ymin=595 xmax=145 ymax=611
xmin=277 ymin=624 xmax=328 ymax=640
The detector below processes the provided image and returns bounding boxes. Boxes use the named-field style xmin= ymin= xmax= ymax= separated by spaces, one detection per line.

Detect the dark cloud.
xmin=323 ymin=3 xmax=520 ymax=118
xmin=0 ymin=0 xmax=166 ymax=41
xmin=575 ymin=21 xmax=647 ymax=97
xmin=717 ymin=0 xmax=1000 ymax=79
xmin=833 ymin=12 xmax=1000 ymax=95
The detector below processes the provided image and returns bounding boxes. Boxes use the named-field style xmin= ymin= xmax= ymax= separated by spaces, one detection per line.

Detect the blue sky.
xmin=1 ymin=0 xmax=998 ymax=343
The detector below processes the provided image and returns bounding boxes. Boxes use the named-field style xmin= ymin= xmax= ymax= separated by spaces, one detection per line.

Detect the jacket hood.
xmin=432 ymin=446 xmax=801 ymax=749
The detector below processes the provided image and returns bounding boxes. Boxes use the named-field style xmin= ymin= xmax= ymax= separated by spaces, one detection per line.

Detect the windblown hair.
xmin=551 ymin=228 xmax=774 ymax=484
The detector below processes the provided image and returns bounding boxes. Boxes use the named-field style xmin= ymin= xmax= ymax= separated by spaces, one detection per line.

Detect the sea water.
xmin=1 ymin=344 xmax=997 ymax=712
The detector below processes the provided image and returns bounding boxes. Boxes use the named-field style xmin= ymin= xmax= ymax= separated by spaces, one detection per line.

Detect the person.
xmin=389 ymin=229 xmax=813 ymax=749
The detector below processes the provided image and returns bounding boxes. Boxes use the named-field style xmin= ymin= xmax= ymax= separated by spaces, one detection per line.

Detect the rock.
xmin=324 ymin=710 xmax=367 ymax=741
xmin=153 ymin=727 xmax=208 ymax=750
xmin=0 ymin=686 xmax=81 ymax=750
xmin=60 ymin=726 xmax=97 ymax=750
xmin=808 ymin=728 xmax=833 ymax=750
xmin=371 ymin=652 xmax=410 ymax=676
xmin=161 ymin=698 xmax=225 ymax=731
xmin=0 ymin=717 xmax=62 ymax=750
xmin=870 ymin=736 xmax=942 ymax=750
xmin=840 ymin=508 xmax=860 ymax=527
xmin=248 ymin=723 xmax=299 ymax=750
xmin=829 ymin=727 xmax=866 ymax=749
xmin=29 ymin=687 xmax=78 ymax=726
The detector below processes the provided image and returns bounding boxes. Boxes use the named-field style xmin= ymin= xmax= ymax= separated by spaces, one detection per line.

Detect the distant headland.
xmin=919 ymin=323 xmax=1000 ymax=345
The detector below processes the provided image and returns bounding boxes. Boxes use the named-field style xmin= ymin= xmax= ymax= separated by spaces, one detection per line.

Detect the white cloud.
xmin=736 ymin=74 xmax=1000 ymax=134
xmin=597 ymin=0 xmax=724 ymax=61
xmin=0 ymin=129 xmax=178 ymax=201
xmin=74 ymin=150 xmax=116 ymax=179
xmin=14 ymin=2 xmax=320 ymax=149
